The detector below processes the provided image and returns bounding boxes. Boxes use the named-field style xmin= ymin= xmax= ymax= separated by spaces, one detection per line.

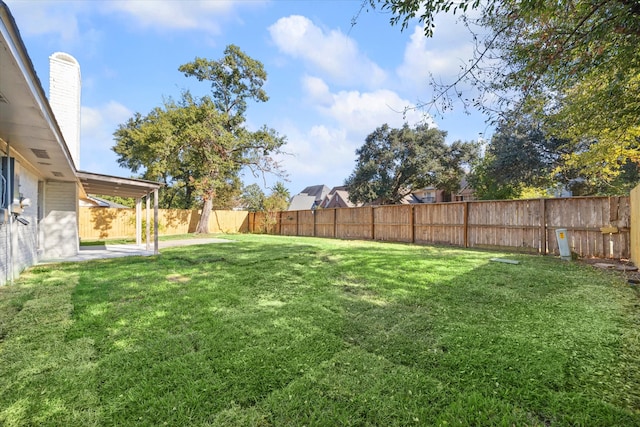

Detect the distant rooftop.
xmin=288 ymin=194 xmax=317 ymax=211
xmin=287 ymin=184 xmax=331 ymax=210
xmin=299 ymin=184 xmax=330 ymax=202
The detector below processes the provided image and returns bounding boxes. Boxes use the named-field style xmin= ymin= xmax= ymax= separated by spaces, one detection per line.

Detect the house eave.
xmin=0 ymin=2 xmax=76 ymax=181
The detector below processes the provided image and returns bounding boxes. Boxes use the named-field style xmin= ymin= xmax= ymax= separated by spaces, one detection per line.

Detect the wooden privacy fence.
xmin=251 ymin=196 xmax=630 ymax=259
xmin=79 ymin=207 xmax=249 ymax=240
xmin=631 ymin=185 xmax=640 ymax=266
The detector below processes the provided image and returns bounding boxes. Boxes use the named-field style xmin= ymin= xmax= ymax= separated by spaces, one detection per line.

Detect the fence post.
xmin=333 ymin=208 xmax=337 ymax=238
xmin=296 ymin=211 xmax=299 ymax=237
xmin=540 ymin=198 xmax=547 ymax=254
xmin=463 ymin=202 xmax=469 ymax=248
xmin=278 ymin=211 xmax=282 ymax=235
xmin=631 ymin=187 xmax=640 ymax=265
xmin=609 ymin=196 xmax=619 ymax=222
xmin=410 ymin=205 xmax=415 ymax=244
xmin=370 ymin=206 xmax=375 ymax=241
xmin=313 ymin=209 xmax=317 ymax=237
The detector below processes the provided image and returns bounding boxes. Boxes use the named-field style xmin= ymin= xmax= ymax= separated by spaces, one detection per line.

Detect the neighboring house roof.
xmin=333 ymin=190 xmax=359 ymax=207
xmin=326 ymin=185 xmax=346 ymax=195
xmin=399 ymin=193 xmax=421 ymax=204
xmin=454 ymin=179 xmax=474 ymax=197
xmin=450 ymin=178 xmax=476 ymax=201
xmin=319 ymin=186 xmax=363 ymax=209
xmin=288 ymin=194 xmax=317 ymax=211
xmin=79 ymin=196 xmax=131 ymax=209
xmin=288 ymin=184 xmax=330 ymax=210
xmin=411 ymin=187 xmax=441 ymax=203
xmin=299 ymin=184 xmax=330 ymax=202
xmin=454 ymin=178 xmax=472 ymax=195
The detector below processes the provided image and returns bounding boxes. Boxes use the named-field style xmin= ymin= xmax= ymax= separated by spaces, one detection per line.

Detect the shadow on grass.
xmin=0 ymin=263 xmax=102 ymax=426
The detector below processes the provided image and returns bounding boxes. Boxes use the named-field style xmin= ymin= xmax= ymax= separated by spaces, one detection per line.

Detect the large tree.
xmin=486 ymin=117 xmax=569 ymax=187
xmin=467 ymin=154 xmax=522 ymax=200
xmin=468 ymin=116 xmax=571 ymax=199
xmin=269 ymin=181 xmax=291 ymax=204
xmin=113 ymin=45 xmax=286 ymax=233
xmin=469 ymin=115 xmax=640 ymax=198
xmin=345 ymin=123 xmax=478 ymax=205
xmin=178 ymin=44 xmax=269 ymax=129
xmin=240 ymin=184 xmax=266 ymax=212
xmin=365 ymin=0 xmax=640 ymax=184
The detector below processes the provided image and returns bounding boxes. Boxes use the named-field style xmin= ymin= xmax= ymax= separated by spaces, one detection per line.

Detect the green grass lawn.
xmin=1 ymin=235 xmax=639 ymax=426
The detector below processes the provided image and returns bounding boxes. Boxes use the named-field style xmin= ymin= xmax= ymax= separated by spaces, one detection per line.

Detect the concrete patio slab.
xmin=39 ymin=238 xmax=234 ymax=264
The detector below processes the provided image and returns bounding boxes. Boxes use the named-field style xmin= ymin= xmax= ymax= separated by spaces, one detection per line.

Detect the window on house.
xmin=423 ymin=192 xmax=435 ymax=203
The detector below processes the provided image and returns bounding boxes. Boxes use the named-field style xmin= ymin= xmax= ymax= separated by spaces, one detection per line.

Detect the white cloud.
xmin=396 ymin=22 xmax=475 ymax=93
xmin=5 ymin=0 xmax=84 ymax=41
xmin=268 ymin=15 xmax=386 ymax=88
xmin=80 ymin=101 xmax=133 ymax=172
xmin=327 ymin=89 xmax=429 ymax=134
xmin=302 ymin=79 xmax=434 ymax=134
xmin=82 ymin=101 xmax=131 ymax=141
xmin=275 ymin=79 xmax=438 ymax=189
xmin=102 ymin=0 xmax=267 ymax=33
xmin=5 ymin=0 xmax=266 ymax=42
xmin=276 ymin=122 xmax=354 ymax=189
xmin=301 ymin=76 xmax=333 ymax=105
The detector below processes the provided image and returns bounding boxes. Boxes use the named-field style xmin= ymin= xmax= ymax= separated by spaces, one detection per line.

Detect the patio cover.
xmin=76 ymin=171 xmax=163 ymax=254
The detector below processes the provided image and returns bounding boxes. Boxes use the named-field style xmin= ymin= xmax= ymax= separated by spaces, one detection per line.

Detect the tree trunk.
xmin=196 ymin=197 xmax=213 ymax=234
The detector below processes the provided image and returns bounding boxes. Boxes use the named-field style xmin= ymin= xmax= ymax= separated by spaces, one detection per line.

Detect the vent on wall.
xmin=52 ymin=171 xmax=64 ymax=177
xmin=0 ymin=91 xmax=8 ymax=104
xmin=31 ymin=149 xmax=50 ymax=159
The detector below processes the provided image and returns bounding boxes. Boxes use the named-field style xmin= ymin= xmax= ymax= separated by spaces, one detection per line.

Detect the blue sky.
xmin=6 ymin=0 xmax=491 ymax=195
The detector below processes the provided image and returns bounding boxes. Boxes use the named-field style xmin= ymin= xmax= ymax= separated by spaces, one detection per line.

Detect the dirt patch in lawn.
xmin=578 ymin=257 xmax=640 ymax=285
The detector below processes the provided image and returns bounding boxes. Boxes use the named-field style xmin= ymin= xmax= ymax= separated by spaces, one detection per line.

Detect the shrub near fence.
xmin=79 ymin=208 xmax=249 ymax=240
xmin=256 ymin=196 xmax=630 ymax=259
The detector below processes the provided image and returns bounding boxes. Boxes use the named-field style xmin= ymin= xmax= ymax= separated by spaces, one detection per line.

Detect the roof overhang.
xmin=76 ymin=171 xmax=162 ymax=199
xmin=0 ymin=2 xmax=76 ymax=182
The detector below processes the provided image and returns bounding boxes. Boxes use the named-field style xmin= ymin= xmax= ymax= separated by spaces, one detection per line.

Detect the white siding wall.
xmin=41 ymin=181 xmax=78 ymax=259
xmin=0 ymin=220 xmax=8 ymax=284
xmin=0 ymin=165 xmax=39 ymax=284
